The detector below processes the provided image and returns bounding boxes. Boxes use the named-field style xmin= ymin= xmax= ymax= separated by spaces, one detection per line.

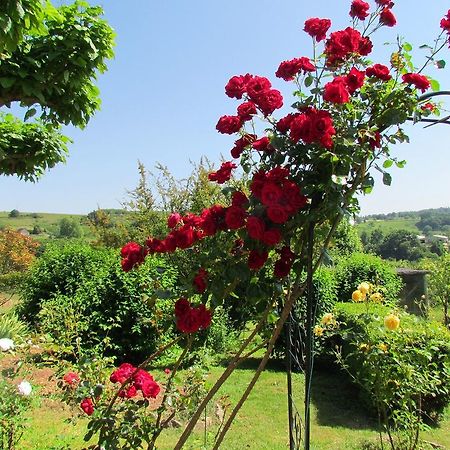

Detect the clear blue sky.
xmin=1 ymin=0 xmax=449 ymax=215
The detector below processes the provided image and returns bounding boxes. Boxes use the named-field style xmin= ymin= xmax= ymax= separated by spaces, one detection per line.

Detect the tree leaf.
xmin=383 ymin=172 xmax=392 ymax=186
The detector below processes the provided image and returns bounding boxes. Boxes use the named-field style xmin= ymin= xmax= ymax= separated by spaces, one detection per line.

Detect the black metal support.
xmin=286 ymin=222 xmax=316 ymax=450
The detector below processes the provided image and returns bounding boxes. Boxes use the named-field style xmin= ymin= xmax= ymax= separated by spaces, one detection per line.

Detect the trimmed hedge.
xmin=335 ymin=252 xmax=402 ymax=304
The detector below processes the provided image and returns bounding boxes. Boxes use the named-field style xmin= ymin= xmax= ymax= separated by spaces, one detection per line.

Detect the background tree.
xmin=58 ymin=217 xmax=82 ymax=238
xmin=8 ymin=209 xmax=19 ymax=218
xmin=0 ymin=228 xmax=38 ymax=274
xmin=0 ymin=0 xmax=115 ymax=180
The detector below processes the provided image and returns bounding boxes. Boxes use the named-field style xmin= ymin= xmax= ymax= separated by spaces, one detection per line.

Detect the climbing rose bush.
xmin=82 ymin=2 xmax=449 ymax=449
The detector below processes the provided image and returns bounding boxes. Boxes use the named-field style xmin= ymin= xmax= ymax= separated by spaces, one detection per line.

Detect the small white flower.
xmin=0 ymin=338 xmax=14 ymax=351
xmin=17 ymin=380 xmax=32 ymax=396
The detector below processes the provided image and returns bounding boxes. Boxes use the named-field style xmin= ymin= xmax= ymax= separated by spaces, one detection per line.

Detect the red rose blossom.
xmin=441 ymin=10 xmax=450 ymax=32
xmin=246 ymin=216 xmax=266 ymax=240
xmin=254 ymin=89 xmax=283 ymax=116
xmin=193 ymin=268 xmax=208 ymax=293
xmin=275 ymin=57 xmax=315 ymax=81
xmin=304 ymin=18 xmax=331 ymax=42
xmin=248 ymin=249 xmax=269 ymax=270
xmin=81 ymin=398 xmax=94 ymax=416
xmin=208 ymin=161 xmax=237 ymax=184
xmin=262 ymin=228 xmax=282 ymax=247
xmin=323 ymin=77 xmax=350 ymax=104
xmin=267 ymin=205 xmax=290 ymax=224
xmin=261 ymin=182 xmax=283 ymax=206
xmin=175 ymin=299 xmax=212 ymax=333
xmin=345 ymin=67 xmax=365 ymax=93
xmin=225 ymin=205 xmax=247 ymax=230
xmin=232 ymin=191 xmax=248 ymax=208
xmin=252 ymin=136 xmax=274 ymax=153
xmin=350 ymin=0 xmax=370 ymax=20
xmin=274 ymin=259 xmax=292 ymax=278
xmin=379 ymin=8 xmax=396 ymax=27
xmin=121 ymin=242 xmax=146 ymax=272
xmin=366 ymin=64 xmax=391 ymax=81
xmin=216 ymin=115 xmax=243 ymax=134
xmin=237 ymin=102 xmax=257 ymax=121
xmin=167 ymin=212 xmax=182 ymax=229
xmin=276 ymin=113 xmax=298 ymax=133
xmin=246 ymin=76 xmax=272 ymax=101
xmin=225 ymin=74 xmax=253 ymax=99
xmin=63 ymin=372 xmax=80 ymax=386
xmin=402 ymin=73 xmax=430 ymax=92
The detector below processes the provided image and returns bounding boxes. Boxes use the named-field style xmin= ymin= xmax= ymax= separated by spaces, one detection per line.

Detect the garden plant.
xmin=10 ymin=0 xmax=450 ymax=449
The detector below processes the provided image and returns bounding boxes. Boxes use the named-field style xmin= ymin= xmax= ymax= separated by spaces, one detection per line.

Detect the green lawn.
xmin=356 ymin=218 xmax=421 ymax=236
xmin=15 ymin=363 xmax=450 ymax=450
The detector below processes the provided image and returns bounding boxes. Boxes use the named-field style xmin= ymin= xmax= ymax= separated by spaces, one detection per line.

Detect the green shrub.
xmin=19 ymin=242 xmax=180 ymax=360
xmin=327 ymin=303 xmax=450 ymax=426
xmin=335 ymin=252 xmax=402 ymax=304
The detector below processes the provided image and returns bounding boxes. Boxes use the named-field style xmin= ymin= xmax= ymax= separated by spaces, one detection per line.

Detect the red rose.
xmin=237 ymin=102 xmax=257 ymax=121
xmin=323 ymin=77 xmax=350 ymax=104
xmin=267 ymin=167 xmax=289 ymax=182
xmin=80 ymin=398 xmax=94 ymax=416
xmin=118 ymin=385 xmax=138 ymax=399
xmin=274 ymin=259 xmax=292 ymax=278
xmin=275 ymin=57 xmax=315 ymax=81
xmin=231 ymin=134 xmax=257 ymax=158
xmin=369 ymin=131 xmax=381 ymax=149
xmin=421 ymin=102 xmax=436 ymax=113
xmin=283 ymin=181 xmax=308 ymax=211
xmin=254 ymin=89 xmax=283 ymax=116
xmin=325 ymin=27 xmax=373 ymax=66
xmin=208 ymin=161 xmax=237 ymax=184
xmin=248 ymin=249 xmax=269 ymax=270
xmin=276 ymin=113 xmax=298 ymax=133
xmin=246 ymin=216 xmax=266 ymax=240
xmin=350 ymin=0 xmax=370 ymax=20
xmin=441 ymin=10 xmax=450 ymax=32
xmin=246 ymin=76 xmax=272 ymax=101
xmin=345 ymin=67 xmax=365 ymax=93
xmin=375 ymin=0 xmax=393 ymax=5
xmin=225 ymin=205 xmax=247 ymax=230
xmin=110 ymin=363 xmax=135 ymax=384
xmin=249 ymin=170 xmax=267 ymax=199
xmin=174 ymin=225 xmax=196 ymax=249
xmin=262 ymin=228 xmax=282 ymax=247
xmin=63 ymin=372 xmax=80 ymax=386
xmin=252 ymin=136 xmax=274 ymax=154
xmin=121 ymin=242 xmax=145 ymax=272
xmin=193 ymin=268 xmax=208 ymax=293
xmin=216 ymin=115 xmax=243 ymax=134
xmin=195 ymin=304 xmax=212 ymax=330
xmin=232 ymin=191 xmax=248 ymax=208
xmin=402 ymin=73 xmax=430 ymax=92
xmin=267 ymin=205 xmax=290 ymax=224
xmin=366 ymin=64 xmax=391 ymax=81
xmin=175 ymin=298 xmax=190 ymax=317
xmin=379 ymin=8 xmax=396 ymax=27
xmin=176 ymin=310 xmax=200 ymax=334
xmin=261 ymin=182 xmax=283 ymax=206
xmin=304 ymin=18 xmax=331 ymax=42
xmin=167 ymin=212 xmax=182 ymax=229
xmin=225 ymin=74 xmax=253 ymax=99
xmin=290 ymin=108 xmax=335 ymax=149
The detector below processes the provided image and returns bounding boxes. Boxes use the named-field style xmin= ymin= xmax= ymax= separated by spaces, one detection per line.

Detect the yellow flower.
xmin=352 ymin=290 xmax=365 ymax=302
xmin=384 ymin=314 xmax=400 ymax=331
xmin=370 ymin=292 xmax=383 ymax=303
xmin=321 ymin=313 xmax=334 ymax=326
xmin=358 ymin=282 xmax=370 ymax=295
xmin=313 ymin=325 xmax=324 ymax=337
xmin=378 ymin=343 xmax=388 ymax=352
xmin=359 ymin=343 xmax=370 ymax=352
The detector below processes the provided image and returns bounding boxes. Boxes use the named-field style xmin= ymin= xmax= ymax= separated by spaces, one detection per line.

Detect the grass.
xmin=11 ymin=361 xmax=449 ymax=450
xmin=0 ymin=211 xmax=93 ymax=240
xmin=356 ymin=218 xmax=421 ymax=236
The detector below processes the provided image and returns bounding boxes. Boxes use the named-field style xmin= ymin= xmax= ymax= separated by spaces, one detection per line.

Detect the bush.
xmin=327 ymin=303 xmax=450 ymax=425
xmin=0 ymin=312 xmax=29 ymax=342
xmin=0 ymin=229 xmax=39 ymax=275
xmin=20 ymin=242 xmax=180 ymax=361
xmin=335 ymin=252 xmax=402 ymax=304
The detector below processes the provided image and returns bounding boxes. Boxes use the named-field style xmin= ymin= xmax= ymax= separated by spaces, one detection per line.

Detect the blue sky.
xmin=1 ymin=0 xmax=449 ymax=215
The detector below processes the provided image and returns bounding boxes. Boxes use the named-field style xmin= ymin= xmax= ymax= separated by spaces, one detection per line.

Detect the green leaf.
xmin=24 ymin=108 xmax=37 ymax=121
xmin=382 ymin=160 xmax=393 ymax=169
xmin=304 ymin=76 xmax=314 ymax=88
xmin=430 ymin=79 xmax=440 ymax=92
xmin=395 ymin=160 xmax=407 ymax=168
xmin=403 ymin=42 xmax=412 ymax=52
xmin=383 ymin=172 xmax=392 ymax=186
xmin=0 ymin=77 xmax=15 ymax=88
xmin=435 ymin=60 xmax=446 ymax=69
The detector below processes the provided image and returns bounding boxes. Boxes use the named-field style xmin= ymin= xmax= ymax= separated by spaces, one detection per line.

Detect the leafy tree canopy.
xmin=0 ymin=0 xmax=115 ymax=181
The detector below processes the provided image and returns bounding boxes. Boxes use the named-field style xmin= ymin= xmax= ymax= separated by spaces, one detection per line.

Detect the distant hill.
xmin=356 ymin=207 xmax=450 ymax=237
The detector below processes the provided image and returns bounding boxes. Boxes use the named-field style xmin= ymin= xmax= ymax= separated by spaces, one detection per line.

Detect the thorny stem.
xmin=148 ymin=336 xmax=193 ymax=450
xmin=173 ymin=301 xmax=273 ymax=450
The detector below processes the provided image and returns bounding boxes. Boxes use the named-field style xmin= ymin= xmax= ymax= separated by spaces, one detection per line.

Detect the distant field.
xmin=356 ymin=217 xmax=420 ymax=235
xmin=0 ymin=211 xmax=92 ymax=239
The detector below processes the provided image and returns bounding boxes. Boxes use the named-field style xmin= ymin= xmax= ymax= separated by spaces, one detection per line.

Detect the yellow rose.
xmin=370 ymin=292 xmax=383 ymax=303
xmin=378 ymin=343 xmax=388 ymax=352
xmin=321 ymin=313 xmax=334 ymax=326
xmin=352 ymin=290 xmax=364 ymax=302
xmin=313 ymin=325 xmax=324 ymax=337
xmin=384 ymin=314 xmax=400 ymax=331
xmin=358 ymin=282 xmax=370 ymax=295
xmin=359 ymin=343 xmax=370 ymax=352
